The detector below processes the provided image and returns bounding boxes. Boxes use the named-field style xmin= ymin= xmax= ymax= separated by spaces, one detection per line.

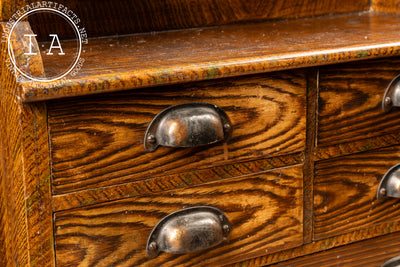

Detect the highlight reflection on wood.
xmin=22 ymin=13 xmax=400 ymax=101
xmin=54 ymin=165 xmax=303 ymax=267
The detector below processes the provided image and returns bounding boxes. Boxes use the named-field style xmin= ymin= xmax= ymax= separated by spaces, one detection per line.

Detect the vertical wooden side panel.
xmin=22 ymin=102 xmax=54 ymax=267
xmin=0 ymin=23 xmax=29 ymax=266
xmin=0 ymin=22 xmax=54 ymax=266
xmin=0 ymin=129 xmax=7 ymax=267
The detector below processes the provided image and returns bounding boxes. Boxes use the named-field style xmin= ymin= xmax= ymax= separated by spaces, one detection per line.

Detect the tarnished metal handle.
xmin=144 ymin=103 xmax=232 ymax=152
xmin=146 ymin=206 xmax=231 ymax=258
xmin=382 ymin=255 xmax=400 ymax=267
xmin=382 ymin=74 xmax=400 ymax=113
xmin=377 ymin=163 xmax=400 ymax=202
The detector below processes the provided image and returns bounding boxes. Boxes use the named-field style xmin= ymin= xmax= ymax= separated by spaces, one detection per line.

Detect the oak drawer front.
xmin=314 ymin=145 xmax=400 ymax=240
xmin=54 ymin=165 xmax=303 ymax=266
xmin=271 ymin=231 xmax=400 ymax=267
xmin=48 ymin=72 xmax=306 ymax=195
xmin=317 ymin=57 xmax=400 ymax=147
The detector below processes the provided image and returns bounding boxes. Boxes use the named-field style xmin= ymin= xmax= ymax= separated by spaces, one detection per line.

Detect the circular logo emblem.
xmin=4 ymin=2 xmax=87 ymax=83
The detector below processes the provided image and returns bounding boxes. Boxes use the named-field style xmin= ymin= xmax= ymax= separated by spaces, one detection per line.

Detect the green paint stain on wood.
xmin=125 ymin=192 xmax=139 ymax=198
xmin=205 ymin=66 xmax=218 ymax=78
xmin=40 ymin=173 xmax=51 ymax=188
xmin=359 ymin=140 xmax=374 ymax=152
xmin=310 ymin=55 xmax=319 ymax=64
xmin=183 ymin=172 xmax=195 ymax=184
xmin=356 ymin=50 xmax=368 ymax=58
xmin=79 ymin=197 xmax=95 ymax=206
xmin=25 ymin=192 xmax=39 ymax=216
xmin=269 ymin=60 xmax=277 ymax=66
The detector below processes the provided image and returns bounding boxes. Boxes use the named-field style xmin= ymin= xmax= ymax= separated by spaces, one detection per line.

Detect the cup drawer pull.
xmin=146 ymin=206 xmax=231 ymax=258
xmin=382 ymin=255 xmax=400 ymax=267
xmin=382 ymin=74 xmax=400 ymax=113
xmin=377 ymin=163 xmax=400 ymax=201
xmin=144 ymin=103 xmax=232 ymax=152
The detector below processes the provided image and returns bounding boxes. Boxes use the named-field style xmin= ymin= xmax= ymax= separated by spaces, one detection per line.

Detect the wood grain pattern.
xmin=0 ymin=23 xmax=54 ymax=266
xmin=54 ymin=165 xmax=303 ymax=267
xmin=372 ymin=0 xmax=400 ymax=15
xmin=0 ymin=24 xmax=29 ymax=266
xmin=302 ymin=69 xmax=318 ymax=243
xmin=315 ymin=132 xmax=400 ymax=161
xmin=21 ymin=12 xmax=400 ymax=102
xmin=48 ymin=72 xmax=306 ymax=195
xmin=233 ymin=220 xmax=400 ymax=266
xmin=318 ymin=57 xmax=400 ymax=147
xmin=0 ymin=0 xmax=26 ymax=21
xmin=27 ymin=0 xmax=369 ymax=41
xmin=52 ymin=153 xmax=304 ymax=212
xmin=314 ymin=145 xmax=400 ymax=240
xmin=270 ymin=231 xmax=400 ymax=267
xmin=22 ymin=103 xmax=54 ymax=267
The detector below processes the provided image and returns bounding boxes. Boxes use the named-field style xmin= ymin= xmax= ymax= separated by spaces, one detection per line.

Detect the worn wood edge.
xmin=302 ymin=69 xmax=318 ymax=244
xmin=0 ymin=100 xmax=7 ymax=267
xmin=21 ymin=41 xmax=400 ymax=102
xmin=0 ymin=20 xmax=30 ymax=267
xmin=269 ymin=230 xmax=400 ymax=266
xmin=52 ymin=152 xmax=304 ymax=212
xmin=18 ymin=23 xmax=54 ymax=266
xmin=230 ymin=221 xmax=400 ymax=266
xmin=0 ymin=22 xmax=54 ymax=266
xmin=315 ymin=132 xmax=400 ymax=161
xmin=22 ymin=103 xmax=55 ymax=267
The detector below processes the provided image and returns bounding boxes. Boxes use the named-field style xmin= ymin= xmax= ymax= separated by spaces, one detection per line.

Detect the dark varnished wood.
xmin=318 ymin=57 xmax=400 ymax=147
xmin=54 ymin=165 xmax=303 ymax=267
xmin=270 ymin=232 xmax=400 ymax=267
xmin=314 ymin=145 xmax=400 ymax=240
xmin=28 ymin=0 xmax=370 ymax=41
xmin=21 ymin=12 xmax=400 ymax=102
xmin=48 ymin=72 xmax=306 ymax=195
xmin=52 ymin=153 xmax=304 ymax=212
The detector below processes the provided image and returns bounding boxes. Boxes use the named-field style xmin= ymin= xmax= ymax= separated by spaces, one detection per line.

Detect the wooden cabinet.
xmin=3 ymin=1 xmax=400 ymax=266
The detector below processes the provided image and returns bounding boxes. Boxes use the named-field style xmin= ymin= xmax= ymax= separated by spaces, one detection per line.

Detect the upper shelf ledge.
xmin=17 ymin=12 xmax=400 ymax=102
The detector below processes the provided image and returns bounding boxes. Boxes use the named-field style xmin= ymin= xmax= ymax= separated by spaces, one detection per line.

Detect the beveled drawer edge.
xmin=269 ymin=230 xmax=400 ymax=267
xmin=315 ymin=132 xmax=400 ymax=161
xmin=54 ymin=165 xmax=304 ymax=266
xmin=52 ymin=152 xmax=304 ymax=212
xmin=233 ymin=221 xmax=400 ymax=267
